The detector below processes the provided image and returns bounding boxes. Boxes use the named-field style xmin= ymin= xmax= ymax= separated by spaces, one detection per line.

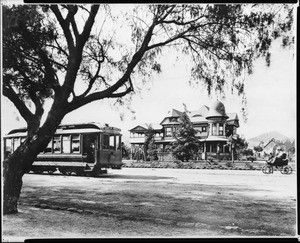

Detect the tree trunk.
xmin=3 ymin=141 xmax=42 ymax=214
xmin=3 ymin=155 xmax=28 ymax=214
xmin=3 ymin=105 xmax=65 ymax=215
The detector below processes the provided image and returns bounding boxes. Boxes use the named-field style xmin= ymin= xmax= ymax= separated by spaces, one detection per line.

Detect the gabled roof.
xmin=129 ymin=125 xmax=147 ymax=132
xmin=226 ymin=113 xmax=239 ymax=127
xmin=227 ymin=113 xmax=239 ymax=121
xmin=168 ymin=108 xmax=183 ymax=117
xmin=190 ymin=105 xmax=209 ymax=117
xmin=129 ymin=123 xmax=163 ymax=132
xmin=264 ymin=141 xmax=276 ymax=152
xmin=190 ymin=116 xmax=208 ymax=124
xmin=160 ymin=109 xmax=183 ymax=125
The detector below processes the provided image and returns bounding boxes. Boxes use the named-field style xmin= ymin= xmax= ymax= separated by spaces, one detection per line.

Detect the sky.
xmin=1 ymin=5 xmax=297 ymax=144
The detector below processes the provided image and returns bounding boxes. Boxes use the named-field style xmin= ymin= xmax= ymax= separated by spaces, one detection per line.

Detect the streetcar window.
xmin=53 ymin=136 xmax=61 ymax=153
xmin=5 ymin=138 xmax=12 ymax=153
xmin=44 ymin=139 xmax=52 ymax=153
xmin=103 ymin=134 xmax=109 ymax=149
xmin=62 ymin=135 xmax=71 ymax=153
xmin=116 ymin=135 xmax=121 ymax=150
xmin=71 ymin=135 xmax=80 ymax=153
xmin=13 ymin=138 xmax=21 ymax=152
xmin=83 ymin=134 xmax=97 ymax=163
xmin=109 ymin=135 xmax=115 ymax=150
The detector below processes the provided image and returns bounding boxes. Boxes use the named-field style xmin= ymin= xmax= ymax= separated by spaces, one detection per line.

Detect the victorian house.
xmin=129 ymin=100 xmax=239 ymax=160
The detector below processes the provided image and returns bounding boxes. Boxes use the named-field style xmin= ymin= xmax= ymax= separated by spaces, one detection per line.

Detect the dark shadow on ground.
xmin=98 ymin=173 xmax=171 ymax=180
xmin=27 ymin=172 xmax=172 ymax=180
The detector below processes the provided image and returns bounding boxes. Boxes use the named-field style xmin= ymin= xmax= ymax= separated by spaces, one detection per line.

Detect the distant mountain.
xmin=247 ymin=131 xmax=292 ymax=148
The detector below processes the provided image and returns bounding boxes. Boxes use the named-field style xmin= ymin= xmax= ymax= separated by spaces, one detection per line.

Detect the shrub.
xmin=225 ymin=161 xmax=234 ymax=168
xmin=245 ymin=162 xmax=254 ymax=170
xmin=174 ymin=160 xmax=184 ymax=169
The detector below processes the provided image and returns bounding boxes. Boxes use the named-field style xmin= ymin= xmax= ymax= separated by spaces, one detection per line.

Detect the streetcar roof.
xmin=4 ymin=122 xmax=121 ymax=137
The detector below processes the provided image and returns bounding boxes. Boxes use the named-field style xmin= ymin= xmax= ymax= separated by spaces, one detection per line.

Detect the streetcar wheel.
xmin=59 ymin=169 xmax=67 ymax=175
xmin=48 ymin=170 xmax=54 ymax=175
xmin=66 ymin=171 xmax=72 ymax=176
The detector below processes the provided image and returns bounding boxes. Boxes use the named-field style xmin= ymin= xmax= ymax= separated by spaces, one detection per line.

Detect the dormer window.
xmin=170 ymin=118 xmax=177 ymax=122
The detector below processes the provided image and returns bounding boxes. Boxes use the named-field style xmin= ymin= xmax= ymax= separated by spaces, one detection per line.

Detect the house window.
xmin=202 ymin=126 xmax=207 ymax=132
xmin=233 ymin=127 xmax=237 ymax=134
xmin=194 ymin=127 xmax=202 ymax=136
xmin=212 ymin=124 xmax=217 ymax=136
xmin=166 ymin=127 xmax=172 ymax=137
xmin=219 ymin=123 xmax=224 ymax=136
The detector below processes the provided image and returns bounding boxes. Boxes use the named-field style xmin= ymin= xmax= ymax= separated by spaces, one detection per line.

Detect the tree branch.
xmin=66 ymin=84 xmax=133 ymax=113
xmin=78 ymin=5 xmax=100 ymax=49
xmin=2 ymin=75 xmax=34 ymax=122
xmin=50 ymin=5 xmax=75 ymax=51
xmin=75 ymin=61 xmax=102 ymax=99
xmin=16 ymin=68 xmax=44 ymax=116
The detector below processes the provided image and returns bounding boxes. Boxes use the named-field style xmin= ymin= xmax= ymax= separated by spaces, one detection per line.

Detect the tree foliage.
xmin=171 ymin=111 xmax=199 ymax=162
xmin=144 ymin=124 xmax=156 ymax=161
xmin=147 ymin=137 xmax=158 ymax=161
xmin=227 ymin=133 xmax=248 ymax=160
xmin=253 ymin=145 xmax=264 ymax=153
xmin=274 ymin=139 xmax=295 ymax=156
xmin=228 ymin=134 xmax=248 ymax=150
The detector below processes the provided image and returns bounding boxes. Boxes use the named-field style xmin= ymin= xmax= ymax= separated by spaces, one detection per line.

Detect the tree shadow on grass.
xmin=100 ymin=173 xmax=171 ymax=180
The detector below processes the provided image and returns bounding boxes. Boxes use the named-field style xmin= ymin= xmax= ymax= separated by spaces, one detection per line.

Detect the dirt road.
xmin=3 ymin=168 xmax=297 ymax=241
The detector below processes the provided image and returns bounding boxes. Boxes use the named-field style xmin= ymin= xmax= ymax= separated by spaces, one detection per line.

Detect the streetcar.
xmin=3 ymin=122 xmax=123 ymax=176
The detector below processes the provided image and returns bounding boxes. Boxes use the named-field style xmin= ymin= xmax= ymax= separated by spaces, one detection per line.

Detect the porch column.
xmin=202 ymin=142 xmax=207 ymax=160
xmin=210 ymin=123 xmax=213 ymax=136
xmin=216 ymin=123 xmax=219 ymax=136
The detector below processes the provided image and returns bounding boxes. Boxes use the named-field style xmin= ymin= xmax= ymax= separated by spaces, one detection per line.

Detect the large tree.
xmin=144 ymin=124 xmax=155 ymax=161
xmin=171 ymin=111 xmax=199 ymax=162
xmin=2 ymin=4 xmax=294 ymax=214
